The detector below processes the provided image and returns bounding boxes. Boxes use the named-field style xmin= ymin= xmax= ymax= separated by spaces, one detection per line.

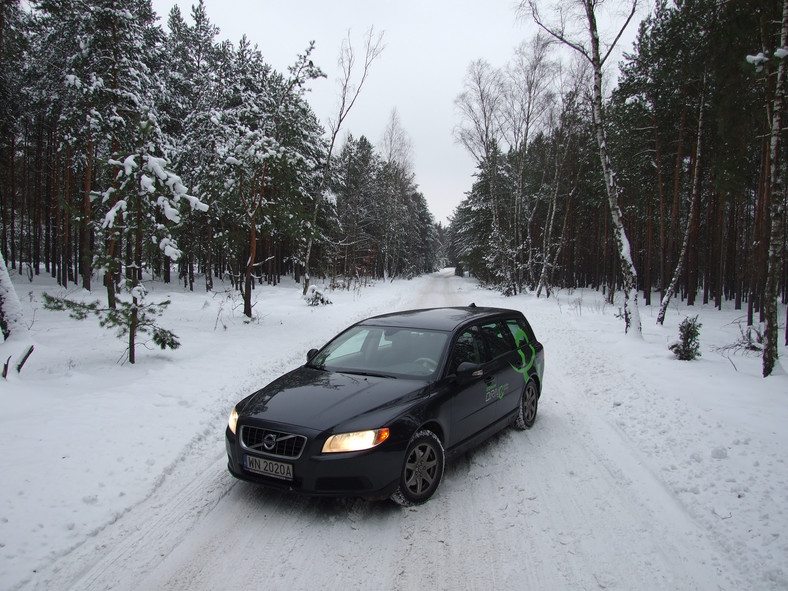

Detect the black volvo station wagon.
xmin=226 ymin=305 xmax=544 ymax=506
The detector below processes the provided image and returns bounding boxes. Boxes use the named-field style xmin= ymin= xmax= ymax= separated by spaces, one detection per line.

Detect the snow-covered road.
xmin=21 ymin=270 xmax=774 ymax=590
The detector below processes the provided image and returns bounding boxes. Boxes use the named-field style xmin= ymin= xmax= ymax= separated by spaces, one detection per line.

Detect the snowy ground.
xmin=1 ymin=269 xmax=786 ymax=590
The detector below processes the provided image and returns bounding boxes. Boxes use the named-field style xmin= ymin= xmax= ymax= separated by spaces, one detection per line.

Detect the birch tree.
xmin=524 ymin=0 xmax=642 ymax=335
xmin=760 ymin=0 xmax=788 ymax=377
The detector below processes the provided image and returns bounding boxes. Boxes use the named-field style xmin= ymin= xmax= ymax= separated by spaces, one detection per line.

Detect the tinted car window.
xmin=505 ymin=317 xmax=535 ymax=347
xmin=479 ymin=321 xmax=515 ymax=359
xmin=449 ymin=328 xmax=484 ymax=373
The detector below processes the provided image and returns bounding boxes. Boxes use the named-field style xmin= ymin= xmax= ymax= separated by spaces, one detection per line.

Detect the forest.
xmin=0 ymin=0 xmax=440 ymax=326
xmin=449 ymin=0 xmax=788 ymax=375
xmin=0 ymin=0 xmax=786 ymax=374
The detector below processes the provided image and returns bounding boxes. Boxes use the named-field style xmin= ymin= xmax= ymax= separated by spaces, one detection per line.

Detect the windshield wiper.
xmin=340 ymin=370 xmax=398 ymax=379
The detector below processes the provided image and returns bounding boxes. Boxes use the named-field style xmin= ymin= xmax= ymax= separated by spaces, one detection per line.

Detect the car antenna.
xmin=468 ymin=302 xmax=476 ymax=308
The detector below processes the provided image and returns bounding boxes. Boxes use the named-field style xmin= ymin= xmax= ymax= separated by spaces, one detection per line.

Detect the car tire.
xmin=514 ymin=379 xmax=539 ymax=430
xmin=390 ymin=429 xmax=445 ymax=507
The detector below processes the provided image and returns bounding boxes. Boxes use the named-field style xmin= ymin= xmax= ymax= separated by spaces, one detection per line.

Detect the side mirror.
xmin=306 ymin=348 xmax=319 ymax=363
xmin=456 ymin=361 xmax=483 ymax=383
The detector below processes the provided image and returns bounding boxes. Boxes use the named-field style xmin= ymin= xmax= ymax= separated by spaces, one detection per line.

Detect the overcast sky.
xmin=149 ymin=0 xmax=641 ymax=225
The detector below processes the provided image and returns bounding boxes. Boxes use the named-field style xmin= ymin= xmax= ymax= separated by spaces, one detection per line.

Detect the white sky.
xmin=150 ymin=0 xmax=540 ymax=225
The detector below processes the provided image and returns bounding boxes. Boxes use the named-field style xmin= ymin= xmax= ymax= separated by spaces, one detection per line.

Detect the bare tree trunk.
xmin=653 ymin=113 xmax=667 ymax=297
xmin=81 ymin=137 xmax=93 ymax=291
xmin=203 ymin=224 xmax=212 ymax=292
xmin=669 ymin=97 xmax=687 ymax=295
xmin=128 ymin=298 xmax=137 ymax=365
xmin=762 ymin=0 xmax=788 ymax=376
xmin=62 ymin=147 xmax=72 ymax=288
xmin=9 ymin=134 xmax=16 ymax=271
xmin=240 ymin=168 xmax=263 ymax=319
xmin=644 ymin=191 xmax=653 ymax=306
xmin=686 ymin=156 xmax=700 ymax=307
xmin=657 ymin=75 xmax=707 ymax=325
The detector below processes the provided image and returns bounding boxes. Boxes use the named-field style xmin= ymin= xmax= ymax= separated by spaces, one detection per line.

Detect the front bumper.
xmin=226 ymin=426 xmax=404 ymax=499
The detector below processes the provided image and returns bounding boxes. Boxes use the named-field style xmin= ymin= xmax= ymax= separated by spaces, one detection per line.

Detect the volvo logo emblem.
xmin=262 ymin=433 xmax=277 ymax=451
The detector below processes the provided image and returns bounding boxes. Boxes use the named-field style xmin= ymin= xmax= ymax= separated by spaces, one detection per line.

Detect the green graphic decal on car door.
xmin=511 ymin=328 xmax=537 ymax=383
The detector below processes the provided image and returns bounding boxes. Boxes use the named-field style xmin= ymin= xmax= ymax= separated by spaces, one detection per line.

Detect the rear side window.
xmin=479 ymin=321 xmax=515 ymax=360
xmin=505 ymin=317 xmax=535 ymax=348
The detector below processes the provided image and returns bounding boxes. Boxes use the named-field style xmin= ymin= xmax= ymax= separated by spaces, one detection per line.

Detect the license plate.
xmin=244 ymin=455 xmax=293 ymax=481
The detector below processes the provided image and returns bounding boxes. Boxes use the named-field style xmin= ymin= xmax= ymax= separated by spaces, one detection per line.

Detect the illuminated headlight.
xmin=322 ymin=428 xmax=390 ymax=453
xmin=228 ymin=408 xmax=239 ymax=435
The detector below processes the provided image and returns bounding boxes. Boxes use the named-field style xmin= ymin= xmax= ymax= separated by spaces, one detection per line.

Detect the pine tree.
xmin=208 ymin=37 xmax=323 ymax=316
xmin=332 ymin=135 xmax=382 ymax=282
xmin=158 ymin=0 xmax=223 ymax=290
xmin=0 ymin=0 xmax=29 ymax=271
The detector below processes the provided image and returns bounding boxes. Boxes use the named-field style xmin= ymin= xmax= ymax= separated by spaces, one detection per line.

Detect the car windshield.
xmin=308 ymin=325 xmax=449 ymax=379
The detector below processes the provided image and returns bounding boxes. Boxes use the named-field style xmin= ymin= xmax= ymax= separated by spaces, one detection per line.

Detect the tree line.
xmin=0 ymin=0 xmax=440 ymax=334
xmin=447 ymin=0 xmax=787 ymax=375
xmin=1 ymin=0 xmax=786 ymax=375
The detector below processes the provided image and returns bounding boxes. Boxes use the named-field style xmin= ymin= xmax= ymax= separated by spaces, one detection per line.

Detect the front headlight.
xmin=228 ymin=407 xmax=239 ymax=435
xmin=322 ymin=428 xmax=390 ymax=453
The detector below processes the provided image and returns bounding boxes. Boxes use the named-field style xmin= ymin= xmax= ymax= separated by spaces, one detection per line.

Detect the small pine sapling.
xmin=670 ymin=315 xmax=702 ymax=360
xmin=43 ymin=287 xmax=180 ymax=364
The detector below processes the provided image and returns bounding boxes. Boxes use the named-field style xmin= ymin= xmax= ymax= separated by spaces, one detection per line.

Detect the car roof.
xmin=357 ymin=305 xmax=523 ymax=332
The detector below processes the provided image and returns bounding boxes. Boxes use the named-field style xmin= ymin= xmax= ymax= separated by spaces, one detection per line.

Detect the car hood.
xmin=238 ymin=366 xmax=423 ymax=432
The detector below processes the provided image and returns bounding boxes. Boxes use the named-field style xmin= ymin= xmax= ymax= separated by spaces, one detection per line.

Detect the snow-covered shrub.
xmin=670 ymin=315 xmax=702 ymax=360
xmin=304 ymin=287 xmax=332 ymax=306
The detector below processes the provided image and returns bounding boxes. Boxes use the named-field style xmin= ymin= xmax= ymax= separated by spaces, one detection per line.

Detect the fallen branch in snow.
xmin=2 ymin=344 xmax=35 ymax=378
xmin=713 ymin=322 xmax=763 ymax=357
xmin=16 ymin=345 xmax=34 ymax=373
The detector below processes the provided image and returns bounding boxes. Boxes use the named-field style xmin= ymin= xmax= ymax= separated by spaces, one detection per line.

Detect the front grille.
xmin=240 ymin=425 xmax=307 ymax=460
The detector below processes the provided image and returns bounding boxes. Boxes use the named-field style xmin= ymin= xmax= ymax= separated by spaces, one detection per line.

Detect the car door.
xmin=502 ymin=315 xmax=543 ymax=408
xmin=447 ymin=324 xmax=506 ymax=447
xmin=478 ymin=319 xmax=524 ymax=418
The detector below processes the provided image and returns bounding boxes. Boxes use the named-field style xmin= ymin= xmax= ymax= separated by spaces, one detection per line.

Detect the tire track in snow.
xmin=532 ymin=308 xmax=746 ymax=589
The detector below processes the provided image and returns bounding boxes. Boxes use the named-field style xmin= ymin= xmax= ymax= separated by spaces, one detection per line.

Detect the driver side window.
xmin=449 ymin=327 xmax=487 ymax=374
